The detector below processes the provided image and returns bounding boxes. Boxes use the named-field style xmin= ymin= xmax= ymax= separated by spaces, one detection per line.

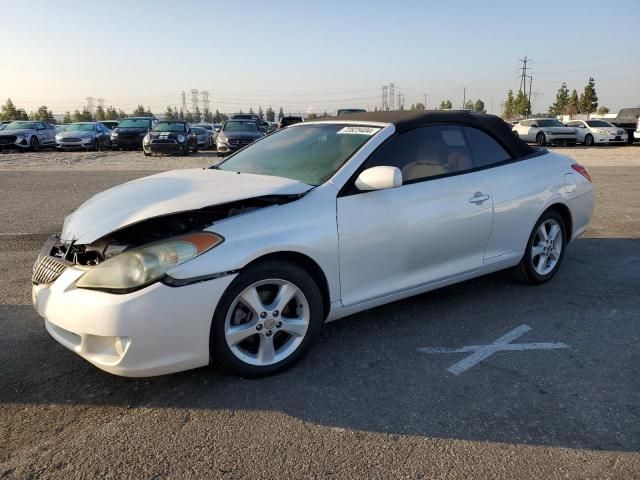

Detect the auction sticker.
xmin=337 ymin=126 xmax=381 ymax=135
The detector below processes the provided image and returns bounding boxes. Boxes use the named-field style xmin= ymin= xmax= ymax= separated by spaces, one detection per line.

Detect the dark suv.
xmin=111 ymin=117 xmax=157 ymax=149
xmin=277 ymin=116 xmax=303 ymax=129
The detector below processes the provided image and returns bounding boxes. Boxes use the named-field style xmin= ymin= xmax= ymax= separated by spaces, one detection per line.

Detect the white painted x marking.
xmin=417 ymin=324 xmax=569 ymax=375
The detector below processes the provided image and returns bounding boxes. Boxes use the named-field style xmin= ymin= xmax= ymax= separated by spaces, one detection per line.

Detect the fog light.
xmin=114 ymin=337 xmax=130 ymax=356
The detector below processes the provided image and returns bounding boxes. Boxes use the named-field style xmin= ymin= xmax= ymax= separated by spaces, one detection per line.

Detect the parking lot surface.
xmin=1 ymin=147 xmax=639 ymax=479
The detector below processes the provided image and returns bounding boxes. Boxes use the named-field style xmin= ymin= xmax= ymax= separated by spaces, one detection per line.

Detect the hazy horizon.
xmin=1 ymin=0 xmax=639 ymax=116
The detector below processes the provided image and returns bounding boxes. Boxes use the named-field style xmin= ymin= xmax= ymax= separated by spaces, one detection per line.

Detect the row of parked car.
xmin=0 ymin=113 xmax=304 ymax=154
xmin=511 ymin=108 xmax=640 ymax=147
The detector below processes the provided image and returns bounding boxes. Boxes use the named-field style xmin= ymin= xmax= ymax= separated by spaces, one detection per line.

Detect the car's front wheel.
xmin=30 ymin=136 xmax=40 ymax=152
xmin=517 ymin=210 xmax=567 ymax=284
xmin=584 ymin=134 xmax=594 ymax=146
xmin=536 ymin=132 xmax=546 ymax=147
xmin=212 ymin=261 xmax=323 ymax=377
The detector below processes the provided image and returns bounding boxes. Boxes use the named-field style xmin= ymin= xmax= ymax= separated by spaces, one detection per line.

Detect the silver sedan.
xmin=56 ymin=122 xmax=112 ymax=150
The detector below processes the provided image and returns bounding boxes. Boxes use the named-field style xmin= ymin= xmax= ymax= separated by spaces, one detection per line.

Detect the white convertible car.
xmin=32 ymin=111 xmax=595 ymax=377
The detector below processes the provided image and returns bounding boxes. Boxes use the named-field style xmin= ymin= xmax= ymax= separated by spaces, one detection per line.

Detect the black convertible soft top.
xmin=320 ymin=110 xmax=534 ymax=158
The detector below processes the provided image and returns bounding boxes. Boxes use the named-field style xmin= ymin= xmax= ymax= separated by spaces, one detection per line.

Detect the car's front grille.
xmin=151 ymin=139 xmax=176 ymax=144
xmin=229 ymin=138 xmax=255 ymax=147
xmin=0 ymin=135 xmax=17 ymax=144
xmin=61 ymin=137 xmax=81 ymax=142
xmin=32 ymin=255 xmax=71 ymax=285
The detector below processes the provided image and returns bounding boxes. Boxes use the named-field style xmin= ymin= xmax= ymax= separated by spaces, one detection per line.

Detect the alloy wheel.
xmin=224 ymin=279 xmax=310 ymax=366
xmin=531 ymin=219 xmax=563 ymax=276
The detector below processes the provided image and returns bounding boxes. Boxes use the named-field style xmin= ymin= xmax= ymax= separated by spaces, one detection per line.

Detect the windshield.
xmin=4 ymin=121 xmax=36 ymax=130
xmin=586 ymin=120 xmax=613 ymax=128
xmin=537 ymin=119 xmax=565 ymax=127
xmin=66 ymin=123 xmax=96 ymax=132
xmin=152 ymin=122 xmax=186 ymax=132
xmin=191 ymin=127 xmax=205 ymax=134
xmin=218 ymin=124 xmax=380 ymax=186
xmin=118 ymin=119 xmax=151 ymax=128
xmin=223 ymin=121 xmax=258 ymax=132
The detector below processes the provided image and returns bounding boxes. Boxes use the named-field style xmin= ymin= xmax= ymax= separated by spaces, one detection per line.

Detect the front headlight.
xmin=177 ymin=134 xmax=185 ymax=143
xmin=55 ymin=134 xmax=62 ymax=140
xmin=75 ymin=232 xmax=223 ymax=292
xmin=143 ymin=134 xmax=150 ymax=144
xmin=111 ymin=131 xmax=118 ymax=137
xmin=595 ymin=129 xmax=608 ymax=135
xmin=217 ymin=134 xmax=227 ymax=144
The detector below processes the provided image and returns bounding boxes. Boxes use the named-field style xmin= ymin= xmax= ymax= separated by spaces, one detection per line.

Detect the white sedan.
xmin=32 ymin=111 xmax=595 ymax=377
xmin=565 ymin=119 xmax=628 ymax=146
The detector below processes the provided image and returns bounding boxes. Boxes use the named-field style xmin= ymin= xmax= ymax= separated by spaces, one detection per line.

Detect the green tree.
xmin=579 ymin=77 xmax=598 ymax=115
xmin=412 ymin=102 xmax=426 ymax=111
xmin=258 ymin=106 xmax=264 ymax=121
xmin=164 ymin=106 xmax=176 ymax=120
xmin=548 ymin=82 xmax=569 ymax=116
xmin=62 ymin=111 xmax=72 ymax=124
xmin=463 ymin=99 xmax=475 ymax=110
xmin=203 ymin=109 xmax=213 ymax=123
xmin=104 ymin=106 xmax=118 ymax=120
xmin=0 ymin=98 xmax=18 ymax=120
xmin=95 ymin=105 xmax=106 ymax=121
xmin=473 ymin=99 xmax=486 ymax=114
xmin=513 ymin=91 xmax=530 ymax=118
xmin=213 ymin=109 xmax=223 ymax=123
xmin=596 ymin=106 xmax=610 ymax=116
xmin=117 ymin=109 xmax=128 ymax=119
xmin=278 ymin=107 xmax=284 ymax=120
xmin=184 ymin=111 xmax=195 ymax=123
xmin=29 ymin=105 xmax=56 ymax=123
xmin=438 ymin=100 xmax=452 ymax=110
xmin=179 ymin=109 xmax=185 ymax=121
xmin=193 ymin=106 xmax=202 ymax=123
xmin=72 ymin=108 xmax=94 ymax=122
xmin=566 ymin=89 xmax=580 ymax=116
xmin=307 ymin=113 xmax=318 ymax=120
xmin=132 ymin=105 xmax=152 ymax=117
xmin=503 ymin=90 xmax=515 ymax=120
xmin=265 ymin=107 xmax=275 ymax=122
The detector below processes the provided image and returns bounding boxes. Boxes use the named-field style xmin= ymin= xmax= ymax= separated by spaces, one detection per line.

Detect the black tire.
xmin=93 ymin=139 xmax=99 ymax=151
xmin=584 ymin=134 xmax=594 ymax=147
xmin=536 ymin=132 xmax=546 ymax=147
xmin=30 ymin=137 xmax=40 ymax=152
xmin=516 ymin=210 xmax=567 ymax=285
xmin=211 ymin=261 xmax=324 ymax=378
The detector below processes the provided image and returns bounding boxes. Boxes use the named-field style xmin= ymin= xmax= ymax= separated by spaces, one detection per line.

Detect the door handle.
xmin=469 ymin=192 xmax=490 ymax=204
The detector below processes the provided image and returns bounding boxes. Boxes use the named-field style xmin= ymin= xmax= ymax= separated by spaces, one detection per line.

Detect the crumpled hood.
xmin=61 ymin=168 xmax=312 ymax=244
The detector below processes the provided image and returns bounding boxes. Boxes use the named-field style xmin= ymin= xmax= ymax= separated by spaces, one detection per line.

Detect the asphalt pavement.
xmin=0 ymin=159 xmax=639 ymax=479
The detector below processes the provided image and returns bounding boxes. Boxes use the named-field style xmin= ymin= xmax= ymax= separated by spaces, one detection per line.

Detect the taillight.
xmin=572 ymin=163 xmax=592 ymax=183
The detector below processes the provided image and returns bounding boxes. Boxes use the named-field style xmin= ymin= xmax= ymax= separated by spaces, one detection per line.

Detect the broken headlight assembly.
xmin=75 ymin=232 xmax=223 ymax=292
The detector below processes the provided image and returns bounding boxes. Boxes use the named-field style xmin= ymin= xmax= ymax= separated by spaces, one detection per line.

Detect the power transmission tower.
xmin=518 ymin=56 xmax=534 ymax=117
xmin=389 ymin=82 xmax=395 ymax=111
xmin=97 ymin=98 xmax=105 ymax=109
xmin=382 ymin=85 xmax=388 ymax=111
xmin=190 ymin=89 xmax=199 ymax=112
xmin=86 ymin=97 xmax=95 ymax=115
xmin=398 ymin=92 xmax=405 ymax=110
xmin=200 ymin=90 xmax=210 ymax=112
xmin=181 ymin=91 xmax=187 ymax=113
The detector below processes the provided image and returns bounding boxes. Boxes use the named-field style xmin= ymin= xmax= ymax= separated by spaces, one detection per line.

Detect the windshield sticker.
xmin=337 ymin=126 xmax=381 ymax=136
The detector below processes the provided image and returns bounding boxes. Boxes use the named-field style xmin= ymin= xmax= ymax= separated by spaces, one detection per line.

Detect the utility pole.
xmin=181 ymin=91 xmax=187 ymax=113
xmin=462 ymin=87 xmax=466 ymax=109
xmin=389 ymin=82 xmax=395 ymax=111
xmin=382 ymin=85 xmax=388 ymax=111
xmin=86 ymin=97 xmax=95 ymax=115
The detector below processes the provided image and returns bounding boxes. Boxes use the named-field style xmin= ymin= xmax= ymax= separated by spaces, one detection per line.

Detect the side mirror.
xmin=355 ymin=166 xmax=402 ymax=191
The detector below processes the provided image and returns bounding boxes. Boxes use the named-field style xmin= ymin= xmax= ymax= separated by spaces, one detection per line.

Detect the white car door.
xmin=336 ymin=125 xmax=493 ymax=307
xmin=568 ymin=121 xmax=587 ymax=143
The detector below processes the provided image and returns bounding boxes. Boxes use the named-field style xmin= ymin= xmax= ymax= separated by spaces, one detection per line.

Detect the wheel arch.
xmin=543 ymin=202 xmax=573 ymax=241
xmin=242 ymin=250 xmax=331 ymax=319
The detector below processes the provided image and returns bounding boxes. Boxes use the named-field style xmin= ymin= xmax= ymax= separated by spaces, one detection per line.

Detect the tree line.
xmin=547 ymin=77 xmax=607 ymax=117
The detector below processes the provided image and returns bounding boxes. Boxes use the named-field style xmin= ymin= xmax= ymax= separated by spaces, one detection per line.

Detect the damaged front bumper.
xmin=32 ymin=246 xmax=236 ymax=377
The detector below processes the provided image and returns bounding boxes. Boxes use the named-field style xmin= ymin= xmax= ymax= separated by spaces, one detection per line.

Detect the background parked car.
xmin=564 ymin=119 xmax=627 ymax=146
xmin=512 ymin=118 xmax=577 ymax=146
xmin=230 ymin=113 xmax=270 ymax=132
xmin=215 ymin=119 xmax=263 ymax=156
xmin=142 ymin=121 xmax=197 ymax=156
xmin=56 ymin=122 xmax=112 ymax=150
xmin=0 ymin=120 xmax=56 ymax=151
xmin=192 ymin=123 xmax=215 ymax=148
xmin=100 ymin=121 xmax=118 ymax=130
xmin=635 ymin=117 xmax=640 ymax=142
xmin=277 ymin=116 xmax=303 ymax=129
xmin=190 ymin=126 xmax=210 ymax=150
xmin=609 ymin=108 xmax=640 ymax=144
xmin=55 ymin=124 xmax=68 ymax=134
xmin=337 ymin=108 xmax=367 ymax=115
xmin=111 ymin=117 xmax=157 ymax=150
xmin=0 ymin=121 xmax=10 ymax=130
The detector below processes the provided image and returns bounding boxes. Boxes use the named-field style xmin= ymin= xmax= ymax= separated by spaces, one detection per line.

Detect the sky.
xmin=1 ymin=0 xmax=639 ymax=116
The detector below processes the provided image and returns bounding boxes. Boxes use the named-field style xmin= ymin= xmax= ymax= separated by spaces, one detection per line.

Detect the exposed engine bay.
xmin=49 ymin=195 xmax=301 ymax=266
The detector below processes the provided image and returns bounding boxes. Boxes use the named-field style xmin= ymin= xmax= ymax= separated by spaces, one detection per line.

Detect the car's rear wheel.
xmin=517 ymin=210 xmax=566 ymax=284
xmin=212 ymin=261 xmax=323 ymax=377
xmin=536 ymin=132 xmax=546 ymax=147
xmin=93 ymin=138 xmax=99 ymax=151
xmin=30 ymin=137 xmax=40 ymax=152
xmin=584 ymin=134 xmax=594 ymax=146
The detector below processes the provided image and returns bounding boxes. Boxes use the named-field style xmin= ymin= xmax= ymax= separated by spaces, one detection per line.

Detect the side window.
xmin=521 ymin=120 xmax=530 ymax=127
xmin=363 ymin=125 xmax=474 ymax=183
xmin=36 ymin=122 xmax=45 ymax=130
xmin=464 ymin=127 xmax=511 ymax=168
